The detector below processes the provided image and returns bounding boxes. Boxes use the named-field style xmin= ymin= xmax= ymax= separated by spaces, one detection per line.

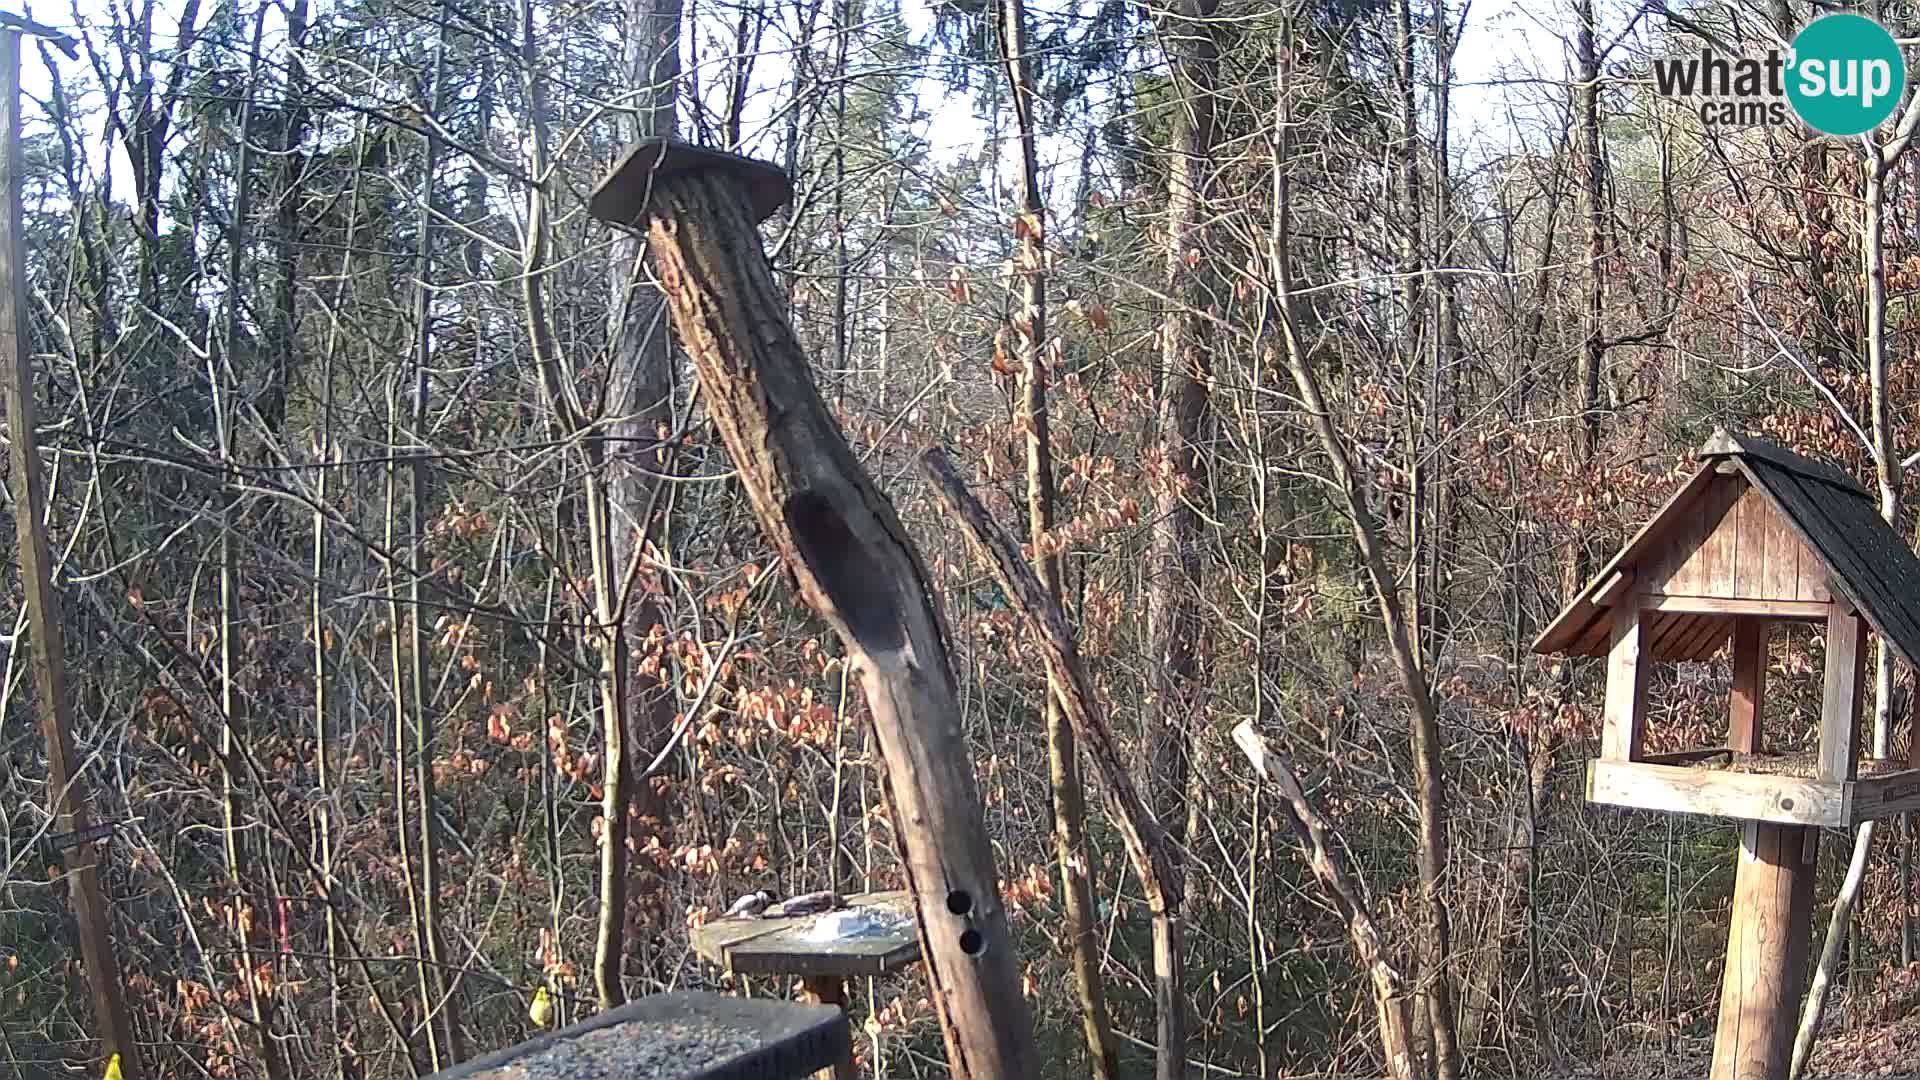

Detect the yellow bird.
xmin=528 ymin=987 xmax=553 ymax=1028
xmin=104 ymin=1054 xmax=124 ymax=1080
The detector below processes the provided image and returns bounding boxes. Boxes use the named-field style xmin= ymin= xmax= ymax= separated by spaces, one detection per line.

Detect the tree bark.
xmin=1145 ymin=2 xmax=1218 ymax=1069
xmin=614 ymin=156 xmax=1040 ymax=1077
xmin=996 ymin=1 xmax=1119 ymax=1075
xmin=1232 ymin=721 xmax=1417 ymax=1080
xmin=921 ymin=448 xmax=1186 ymax=1080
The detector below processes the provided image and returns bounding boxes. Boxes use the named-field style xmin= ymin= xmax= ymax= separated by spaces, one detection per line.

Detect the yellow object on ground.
xmin=529 ymin=986 xmax=553 ymax=1028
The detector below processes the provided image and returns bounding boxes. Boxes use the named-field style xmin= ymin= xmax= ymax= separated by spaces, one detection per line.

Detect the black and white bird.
xmin=725 ymin=890 xmax=775 ymax=918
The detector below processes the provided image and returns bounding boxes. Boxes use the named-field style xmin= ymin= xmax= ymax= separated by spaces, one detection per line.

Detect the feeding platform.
xmin=429 ymin=991 xmax=849 ymax=1080
xmin=691 ymin=891 xmax=919 ymax=983
xmin=1536 ymin=429 xmax=1920 ymax=1080
xmin=691 ymin=890 xmax=920 ymax=1080
xmin=1535 ymin=429 xmax=1920 ymax=828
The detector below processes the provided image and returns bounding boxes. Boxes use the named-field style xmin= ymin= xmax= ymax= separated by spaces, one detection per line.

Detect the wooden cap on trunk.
xmin=589 ymin=138 xmax=794 ymax=228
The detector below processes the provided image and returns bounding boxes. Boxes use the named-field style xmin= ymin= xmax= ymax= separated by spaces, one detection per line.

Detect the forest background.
xmin=5 ymin=0 xmax=1920 ymax=1076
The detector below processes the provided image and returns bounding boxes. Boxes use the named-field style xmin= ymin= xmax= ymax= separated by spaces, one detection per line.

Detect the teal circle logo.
xmin=1787 ymin=14 xmax=1905 ymax=136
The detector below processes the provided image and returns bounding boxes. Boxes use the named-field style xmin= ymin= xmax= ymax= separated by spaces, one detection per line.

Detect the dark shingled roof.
xmin=1532 ymin=430 xmax=1920 ymax=670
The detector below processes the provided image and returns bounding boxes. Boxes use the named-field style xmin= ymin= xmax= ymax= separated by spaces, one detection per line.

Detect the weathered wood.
xmin=1532 ymin=460 xmax=1718 ymax=656
xmin=596 ymin=141 xmax=1037 ymax=1078
xmin=692 ymin=891 xmax=921 ymax=978
xmin=1845 ymin=769 xmax=1920 ymax=822
xmin=1586 ymin=761 xmax=1847 ymax=827
xmin=917 ymin=448 xmax=1188 ymax=1074
xmin=0 ymin=29 xmax=142 ymax=1080
xmin=1600 ymin=601 xmax=1649 ymax=762
xmin=1232 ymin=722 xmax=1416 ymax=1080
xmin=1594 ymin=570 xmax=1631 ymax=607
xmin=1702 ymin=429 xmax=1869 ymax=495
xmin=1819 ymin=608 xmax=1867 ymax=781
xmin=1642 ymin=596 xmax=1829 ymax=619
xmin=1642 ymin=747 xmax=1734 ymax=766
xmin=1729 ymin=620 xmax=1769 ymax=754
xmin=1646 ymin=475 xmax=1742 ymax=596
xmin=1710 ymin=821 xmax=1817 ymax=1080
xmin=800 ymin=977 xmax=858 ymax=1080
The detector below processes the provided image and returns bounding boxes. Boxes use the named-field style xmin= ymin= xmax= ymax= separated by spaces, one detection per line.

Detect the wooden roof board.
xmin=1535 ymin=429 xmax=1920 ymax=672
xmin=1531 ymin=461 xmax=1721 ymax=656
xmin=1738 ymin=458 xmax=1920 ymax=671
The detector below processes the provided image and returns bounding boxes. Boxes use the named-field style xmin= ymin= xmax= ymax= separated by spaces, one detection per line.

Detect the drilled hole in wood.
xmin=946 ymin=889 xmax=972 ymax=916
xmin=784 ymin=490 xmax=905 ymax=652
xmin=959 ymin=928 xmax=985 ymax=956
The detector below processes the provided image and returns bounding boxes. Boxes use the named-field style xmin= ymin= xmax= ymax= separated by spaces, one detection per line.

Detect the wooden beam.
xmin=1641 ymin=747 xmax=1733 ymax=766
xmin=1820 ymin=608 xmax=1868 ymax=781
xmin=1586 ymin=761 xmax=1847 ymax=827
xmin=1728 ymin=620 xmax=1769 ymax=754
xmin=1593 ymin=570 xmax=1632 ymax=607
xmin=1642 ymin=595 xmax=1830 ymax=619
xmin=1601 ymin=601 xmax=1650 ymax=762
xmin=800 ymin=977 xmax=858 ymax=1080
xmin=0 ymin=29 xmax=143 ymax=1080
xmin=1710 ymin=822 xmax=1818 ymax=1080
xmin=1845 ymin=770 xmax=1920 ymax=823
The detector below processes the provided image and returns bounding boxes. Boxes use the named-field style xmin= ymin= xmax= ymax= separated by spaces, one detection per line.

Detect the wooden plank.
xmin=1642 ymin=596 xmax=1830 ymax=619
xmin=1845 ymin=769 xmax=1920 ymax=823
xmin=1601 ymin=602 xmax=1650 ymax=762
xmin=1586 ymin=760 xmax=1848 ymax=826
xmin=710 ymin=891 xmax=922 ymax=978
xmin=1672 ymin=614 xmax=1729 ymax=662
xmin=1643 ymin=747 xmax=1733 ymax=766
xmin=1645 ymin=611 xmax=1690 ymax=658
xmin=800 ymin=977 xmax=859 ymax=1080
xmin=1709 ymin=821 xmax=1818 ymax=1080
xmin=1728 ymin=619 xmax=1769 ymax=754
xmin=1730 ymin=487 xmax=1762 ymax=598
xmin=1820 ymin=608 xmax=1868 ymax=781
xmin=1533 ymin=461 xmax=1720 ymax=656
xmin=1594 ymin=570 xmax=1632 ymax=608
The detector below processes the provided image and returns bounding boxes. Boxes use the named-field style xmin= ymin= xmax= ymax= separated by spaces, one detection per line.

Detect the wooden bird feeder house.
xmin=1535 ymin=429 xmax=1920 ymax=1080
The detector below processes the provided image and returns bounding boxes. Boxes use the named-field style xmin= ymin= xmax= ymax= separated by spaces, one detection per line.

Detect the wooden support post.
xmin=590 ymin=140 xmax=1038 ymax=1078
xmin=800 ymin=977 xmax=857 ymax=1080
xmin=1711 ymin=821 xmax=1817 ymax=1080
xmin=0 ymin=29 xmax=142 ymax=1080
xmin=1729 ymin=619 xmax=1769 ymax=755
xmin=1601 ymin=600 xmax=1649 ymax=762
xmin=1820 ymin=608 xmax=1867 ymax=781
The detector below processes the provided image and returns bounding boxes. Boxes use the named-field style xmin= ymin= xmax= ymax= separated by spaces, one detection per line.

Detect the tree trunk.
xmin=608 ymin=151 xmax=1040 ymax=1077
xmin=996 ymin=0 xmax=1119 ymax=1075
xmin=1145 ymin=1 xmax=1219 ymax=1070
xmin=605 ymin=0 xmax=684 ymax=988
xmin=1266 ymin=37 xmax=1460 ymax=1072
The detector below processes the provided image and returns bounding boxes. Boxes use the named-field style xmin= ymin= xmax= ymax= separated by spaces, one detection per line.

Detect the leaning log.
xmin=918 ymin=446 xmax=1188 ymax=1073
xmin=1232 ymin=721 xmax=1416 ymax=1080
xmin=588 ymin=139 xmax=1038 ymax=1078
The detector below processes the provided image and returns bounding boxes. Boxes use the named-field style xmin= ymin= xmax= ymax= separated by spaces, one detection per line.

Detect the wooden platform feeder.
xmin=1534 ymin=429 xmax=1920 ymax=1080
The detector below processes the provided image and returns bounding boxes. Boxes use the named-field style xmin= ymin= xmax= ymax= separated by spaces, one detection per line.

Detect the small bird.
xmin=104 ymin=1054 xmax=124 ymax=1080
xmin=778 ymin=890 xmax=845 ymax=917
xmin=725 ymin=890 xmax=774 ymax=918
xmin=528 ymin=986 xmax=553 ymax=1028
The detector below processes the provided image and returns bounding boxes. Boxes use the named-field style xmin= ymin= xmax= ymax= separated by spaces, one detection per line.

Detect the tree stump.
xmin=589 ymin=139 xmax=1039 ymax=1078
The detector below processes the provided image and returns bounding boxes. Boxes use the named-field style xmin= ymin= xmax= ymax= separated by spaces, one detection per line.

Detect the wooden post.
xmin=1729 ymin=619 xmax=1769 ymax=755
xmin=1711 ymin=821 xmax=1817 ymax=1080
xmin=590 ymin=140 xmax=1039 ymax=1078
xmin=1601 ymin=600 xmax=1649 ymax=762
xmin=0 ymin=28 xmax=142 ymax=1080
xmin=1819 ymin=607 xmax=1867 ymax=781
xmin=800 ymin=977 xmax=857 ymax=1080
